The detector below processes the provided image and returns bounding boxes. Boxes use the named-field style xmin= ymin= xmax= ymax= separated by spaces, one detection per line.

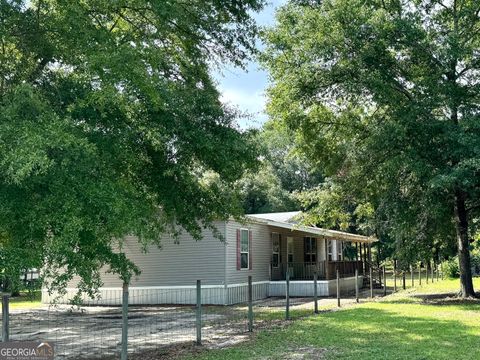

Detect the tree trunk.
xmin=454 ymin=191 xmax=475 ymax=298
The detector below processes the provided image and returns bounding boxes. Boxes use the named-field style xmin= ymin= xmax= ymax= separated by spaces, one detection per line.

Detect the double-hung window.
xmin=272 ymin=233 xmax=280 ymax=268
xmin=240 ymin=229 xmax=250 ymax=269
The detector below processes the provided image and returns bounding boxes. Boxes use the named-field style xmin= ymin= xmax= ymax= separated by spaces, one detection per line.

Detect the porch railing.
xmin=271 ymin=260 xmax=363 ymax=281
xmin=271 ymin=262 xmax=326 ymax=281
xmin=326 ymin=261 xmax=363 ymax=280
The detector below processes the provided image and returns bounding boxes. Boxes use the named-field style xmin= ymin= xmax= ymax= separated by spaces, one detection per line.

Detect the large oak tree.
xmin=0 ymin=0 xmax=264 ymax=296
xmin=262 ymin=0 xmax=480 ymax=297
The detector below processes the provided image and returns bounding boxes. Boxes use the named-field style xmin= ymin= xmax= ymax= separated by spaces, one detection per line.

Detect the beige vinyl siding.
xmin=70 ymin=221 xmax=227 ymax=288
xmin=225 ymin=221 xmax=272 ymax=284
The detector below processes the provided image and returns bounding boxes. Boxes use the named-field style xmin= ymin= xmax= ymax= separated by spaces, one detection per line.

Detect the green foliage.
xmin=237 ymin=166 xmax=298 ymax=214
xmin=261 ymin=0 xmax=480 ymax=291
xmin=442 ymin=258 xmax=460 ymax=278
xmin=237 ymin=120 xmax=322 ymax=214
xmin=0 ymin=0 xmax=265 ymax=297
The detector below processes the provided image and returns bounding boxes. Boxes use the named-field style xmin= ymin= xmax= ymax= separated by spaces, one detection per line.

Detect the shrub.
xmin=442 ymin=258 xmax=460 ymax=278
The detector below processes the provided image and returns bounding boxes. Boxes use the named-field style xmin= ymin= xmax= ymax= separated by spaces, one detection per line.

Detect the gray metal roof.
xmin=246 ymin=211 xmax=301 ymax=224
xmin=246 ymin=211 xmax=377 ymax=243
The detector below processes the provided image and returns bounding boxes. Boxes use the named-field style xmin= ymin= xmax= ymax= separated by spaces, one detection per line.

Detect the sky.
xmin=214 ymin=0 xmax=286 ymax=129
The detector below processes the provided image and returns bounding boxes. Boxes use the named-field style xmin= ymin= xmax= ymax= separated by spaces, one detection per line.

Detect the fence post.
xmin=336 ymin=268 xmax=340 ymax=307
xmin=402 ymin=272 xmax=406 ymax=290
xmin=314 ymin=271 xmax=319 ymax=313
xmin=369 ymin=266 xmax=373 ymax=298
xmin=2 ymin=293 xmax=10 ymax=342
xmin=411 ymin=266 xmax=414 ymax=287
xmin=196 ymin=280 xmax=202 ymax=345
xmin=121 ymin=282 xmax=129 ymax=360
xmin=248 ymin=276 xmax=253 ymax=332
xmin=286 ymin=271 xmax=290 ymax=320
xmin=355 ymin=267 xmax=359 ymax=303
xmin=383 ymin=266 xmax=387 ymax=296
xmin=393 ymin=260 xmax=397 ymax=292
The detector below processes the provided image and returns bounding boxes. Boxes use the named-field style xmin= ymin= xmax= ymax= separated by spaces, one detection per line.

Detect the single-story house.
xmin=42 ymin=211 xmax=377 ymax=305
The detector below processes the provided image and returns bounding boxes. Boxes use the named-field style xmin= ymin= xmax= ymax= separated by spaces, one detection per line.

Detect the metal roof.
xmin=245 ymin=211 xmax=377 ymax=243
xmin=246 ymin=211 xmax=301 ymax=224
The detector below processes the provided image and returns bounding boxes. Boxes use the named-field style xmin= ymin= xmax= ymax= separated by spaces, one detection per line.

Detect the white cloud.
xmin=220 ymin=88 xmax=267 ymax=128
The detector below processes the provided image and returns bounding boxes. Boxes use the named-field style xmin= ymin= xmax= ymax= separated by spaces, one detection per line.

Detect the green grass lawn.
xmin=0 ymin=291 xmax=42 ymax=310
xmin=188 ymin=278 xmax=480 ymax=360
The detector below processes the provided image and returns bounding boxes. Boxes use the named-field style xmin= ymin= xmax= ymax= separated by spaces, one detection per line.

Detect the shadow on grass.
xmin=185 ymin=304 xmax=480 ymax=360
xmin=380 ymin=293 xmax=480 ymax=311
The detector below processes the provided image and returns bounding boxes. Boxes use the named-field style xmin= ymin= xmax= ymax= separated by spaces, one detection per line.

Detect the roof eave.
xmin=246 ymin=217 xmax=377 ymax=243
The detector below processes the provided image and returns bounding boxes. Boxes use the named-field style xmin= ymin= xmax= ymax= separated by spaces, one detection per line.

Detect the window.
xmin=304 ymin=237 xmax=317 ymax=263
xmin=287 ymin=237 xmax=294 ymax=264
xmin=240 ymin=229 xmax=249 ymax=269
xmin=327 ymin=240 xmax=333 ymax=261
xmin=272 ymin=233 xmax=280 ymax=268
xmin=237 ymin=228 xmax=253 ymax=270
xmin=338 ymin=241 xmax=343 ymax=261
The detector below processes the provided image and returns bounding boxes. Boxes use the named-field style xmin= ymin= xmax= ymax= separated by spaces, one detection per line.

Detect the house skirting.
xmin=41 ymin=281 xmax=270 ymax=306
xmin=41 ymin=277 xmax=362 ymax=306
xmin=267 ymin=276 xmax=364 ymax=297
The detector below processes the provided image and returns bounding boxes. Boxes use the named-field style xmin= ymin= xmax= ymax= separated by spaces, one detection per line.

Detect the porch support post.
xmin=361 ymin=243 xmax=365 ymax=274
xmin=314 ymin=271 xmax=319 ymax=313
xmin=325 ymin=239 xmax=330 ymax=280
xmin=369 ymin=264 xmax=373 ymax=298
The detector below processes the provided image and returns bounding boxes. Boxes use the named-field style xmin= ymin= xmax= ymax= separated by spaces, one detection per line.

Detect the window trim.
xmin=240 ymin=228 xmax=250 ymax=270
xmin=271 ymin=232 xmax=280 ymax=269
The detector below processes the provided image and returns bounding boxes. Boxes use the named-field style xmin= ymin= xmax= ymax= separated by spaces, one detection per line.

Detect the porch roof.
xmin=246 ymin=211 xmax=377 ymax=243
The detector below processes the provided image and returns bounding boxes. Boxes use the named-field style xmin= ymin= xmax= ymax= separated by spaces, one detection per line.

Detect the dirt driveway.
xmin=5 ymin=293 xmax=376 ymax=359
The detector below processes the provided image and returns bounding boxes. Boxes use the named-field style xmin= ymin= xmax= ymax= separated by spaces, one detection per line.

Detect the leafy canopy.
xmin=261 ymin=0 xmax=480 ymax=278
xmin=0 ymin=0 xmax=265 ymax=295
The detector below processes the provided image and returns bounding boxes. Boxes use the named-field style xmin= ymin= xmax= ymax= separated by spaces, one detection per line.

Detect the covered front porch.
xmin=265 ymin=220 xmax=375 ymax=284
xmin=247 ymin=211 xmax=377 ymax=297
